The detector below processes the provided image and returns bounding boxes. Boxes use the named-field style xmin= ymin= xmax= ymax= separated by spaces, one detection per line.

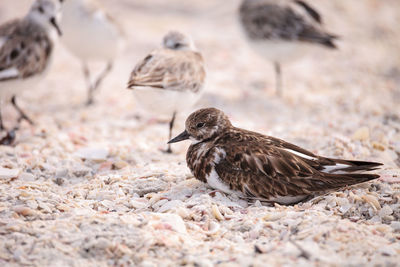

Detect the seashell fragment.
xmin=362 ymin=194 xmax=381 ymax=210
xmin=211 ymin=205 xmax=224 ymax=221
xmin=13 ymin=206 xmax=36 ymax=216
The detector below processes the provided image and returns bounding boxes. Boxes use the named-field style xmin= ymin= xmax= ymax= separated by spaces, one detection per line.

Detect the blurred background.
xmin=0 ymin=0 xmax=399 ymax=162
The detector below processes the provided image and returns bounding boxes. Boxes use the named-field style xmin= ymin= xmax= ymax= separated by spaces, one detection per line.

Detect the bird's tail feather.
xmin=321 ymin=34 xmax=339 ymax=49
xmin=319 ymin=172 xmax=380 ymax=191
xmin=324 ymin=159 xmax=383 ymax=173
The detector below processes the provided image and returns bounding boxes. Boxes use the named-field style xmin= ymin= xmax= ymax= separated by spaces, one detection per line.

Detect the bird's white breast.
xmin=248 ymin=39 xmax=314 ymax=64
xmin=61 ymin=0 xmax=123 ymax=61
xmin=206 ymin=168 xmax=235 ymax=194
xmin=132 ymin=87 xmax=202 ymax=118
xmin=205 ymin=148 xmax=240 ymax=195
xmin=0 ymin=72 xmax=48 ymax=100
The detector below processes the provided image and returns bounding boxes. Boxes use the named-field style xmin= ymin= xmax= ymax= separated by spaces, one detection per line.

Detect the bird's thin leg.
xmin=82 ymin=62 xmax=92 ymax=88
xmin=165 ymin=111 xmax=177 ymax=154
xmin=93 ymin=62 xmax=113 ymax=91
xmin=82 ymin=63 xmax=94 ymax=106
xmin=0 ymin=101 xmax=18 ymax=146
xmin=86 ymin=61 xmax=113 ymax=106
xmin=274 ymin=62 xmax=282 ymax=97
xmin=11 ymin=95 xmax=34 ymax=125
xmin=0 ymin=106 xmax=4 ymax=131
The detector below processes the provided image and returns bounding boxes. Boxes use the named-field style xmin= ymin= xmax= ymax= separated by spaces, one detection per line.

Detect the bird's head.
xmin=28 ymin=0 xmax=63 ymax=36
xmin=168 ymin=108 xmax=232 ymax=145
xmin=162 ymin=31 xmax=195 ymax=51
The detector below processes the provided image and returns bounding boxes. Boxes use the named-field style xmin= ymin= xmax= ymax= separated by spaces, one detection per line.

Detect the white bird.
xmin=60 ymin=0 xmax=124 ymax=105
xmin=0 ymin=0 xmax=62 ymax=145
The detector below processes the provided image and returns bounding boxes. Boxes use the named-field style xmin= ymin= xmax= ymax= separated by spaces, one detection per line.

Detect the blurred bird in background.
xmin=127 ymin=31 xmax=206 ymax=153
xmin=239 ymin=0 xmax=338 ymax=96
xmin=0 ymin=0 xmax=62 ymax=145
xmin=60 ymin=0 xmax=124 ymax=105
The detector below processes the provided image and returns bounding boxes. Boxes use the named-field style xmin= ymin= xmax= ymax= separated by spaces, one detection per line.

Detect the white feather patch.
xmin=283 ymin=148 xmax=316 ymax=160
xmin=266 ymin=195 xmax=307 ymax=205
xmin=93 ymin=10 xmax=106 ymax=21
xmin=206 ymin=148 xmax=235 ymax=194
xmin=322 ymin=163 xmax=350 ymax=174
xmin=206 ymin=168 xmax=234 ymax=194
xmin=213 ymin=147 xmax=226 ymax=164
xmin=193 ymin=143 xmax=207 ymax=166
xmin=190 ymin=136 xmax=201 ymax=145
xmin=0 ymin=67 xmax=19 ymax=80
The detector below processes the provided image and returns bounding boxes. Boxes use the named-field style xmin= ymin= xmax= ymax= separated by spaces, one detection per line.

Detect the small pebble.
xmin=0 ymin=168 xmax=20 ymax=180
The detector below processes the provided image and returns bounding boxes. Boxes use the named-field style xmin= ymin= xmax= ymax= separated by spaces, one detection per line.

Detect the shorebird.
xmin=60 ymin=0 xmax=124 ymax=105
xmin=0 ymin=0 xmax=62 ymax=145
xmin=127 ymin=31 xmax=206 ymax=153
xmin=238 ymin=0 xmax=338 ymax=96
xmin=169 ymin=108 xmax=382 ymax=204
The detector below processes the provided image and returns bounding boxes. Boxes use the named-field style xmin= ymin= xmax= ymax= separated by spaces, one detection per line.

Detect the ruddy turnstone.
xmin=168 ymin=108 xmax=382 ymax=205
xmin=0 ymin=0 xmax=62 ymax=145
xmin=60 ymin=0 xmax=124 ymax=105
xmin=238 ymin=0 xmax=338 ymax=96
xmin=127 ymin=31 xmax=206 ymax=153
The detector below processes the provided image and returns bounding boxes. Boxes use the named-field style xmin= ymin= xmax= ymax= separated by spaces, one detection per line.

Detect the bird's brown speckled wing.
xmin=127 ymin=49 xmax=205 ymax=93
xmin=239 ymin=0 xmax=337 ymax=48
xmin=213 ymin=128 xmax=380 ymax=200
xmin=0 ymin=19 xmax=52 ymax=81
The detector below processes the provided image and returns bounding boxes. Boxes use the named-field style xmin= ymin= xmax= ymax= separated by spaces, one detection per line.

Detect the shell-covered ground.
xmin=0 ymin=0 xmax=399 ymax=266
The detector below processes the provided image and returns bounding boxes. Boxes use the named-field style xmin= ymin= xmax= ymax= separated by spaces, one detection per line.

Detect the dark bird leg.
xmin=82 ymin=63 xmax=94 ymax=106
xmin=274 ymin=62 xmax=282 ymax=97
xmin=11 ymin=95 xmax=34 ymax=125
xmin=93 ymin=62 xmax=113 ymax=92
xmin=82 ymin=62 xmax=91 ymax=91
xmin=0 ymin=126 xmax=17 ymax=146
xmin=0 ymin=105 xmax=17 ymax=146
xmin=0 ymin=108 xmax=4 ymax=131
xmin=165 ymin=111 xmax=177 ymax=154
xmin=86 ymin=61 xmax=113 ymax=106
xmin=0 ymin=129 xmax=17 ymax=145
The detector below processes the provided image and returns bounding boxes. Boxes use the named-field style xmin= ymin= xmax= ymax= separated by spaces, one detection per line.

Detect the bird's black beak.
xmin=168 ymin=130 xmax=190 ymax=144
xmin=50 ymin=17 xmax=62 ymax=36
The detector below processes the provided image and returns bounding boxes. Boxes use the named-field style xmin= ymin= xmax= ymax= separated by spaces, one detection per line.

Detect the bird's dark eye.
xmin=38 ymin=6 xmax=44 ymax=13
xmin=59 ymin=0 xmax=64 ymax=3
xmin=196 ymin=122 xmax=205 ymax=128
xmin=173 ymin=43 xmax=181 ymax=49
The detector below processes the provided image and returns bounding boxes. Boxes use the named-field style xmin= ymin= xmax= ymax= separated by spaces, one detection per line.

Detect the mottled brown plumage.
xmin=0 ymin=19 xmax=53 ymax=81
xmin=169 ymin=108 xmax=382 ymax=204
xmin=238 ymin=0 xmax=338 ymax=95
xmin=239 ymin=0 xmax=337 ymax=48
xmin=127 ymin=31 xmax=205 ymax=93
xmin=0 ymin=0 xmax=62 ymax=145
xmin=0 ymin=0 xmax=62 ymax=82
xmin=127 ymin=31 xmax=206 ymax=153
